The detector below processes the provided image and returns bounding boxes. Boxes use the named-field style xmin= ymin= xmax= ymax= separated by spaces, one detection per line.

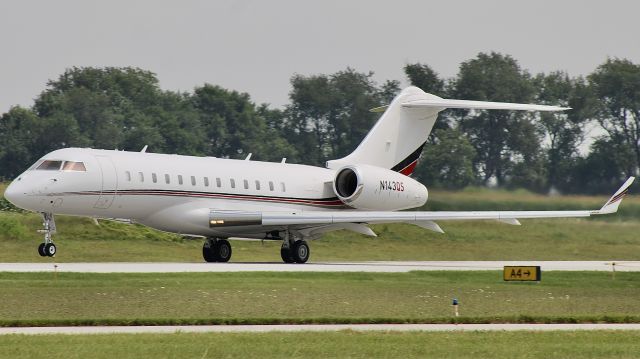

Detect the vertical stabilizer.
xmin=326 ymin=86 xmax=442 ymax=175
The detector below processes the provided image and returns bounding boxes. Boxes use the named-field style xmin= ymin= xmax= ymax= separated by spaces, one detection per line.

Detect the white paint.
xmin=1 ymin=323 xmax=640 ymax=335
xmin=1 ymin=261 xmax=638 ymax=273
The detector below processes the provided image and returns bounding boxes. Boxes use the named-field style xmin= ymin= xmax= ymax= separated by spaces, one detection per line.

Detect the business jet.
xmin=3 ymin=86 xmax=634 ymax=263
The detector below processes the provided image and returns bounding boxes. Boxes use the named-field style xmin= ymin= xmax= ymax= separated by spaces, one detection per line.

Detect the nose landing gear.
xmin=37 ymin=213 xmax=57 ymax=257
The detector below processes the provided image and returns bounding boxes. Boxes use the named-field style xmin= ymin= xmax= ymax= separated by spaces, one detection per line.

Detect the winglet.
xmin=598 ymin=177 xmax=635 ymax=214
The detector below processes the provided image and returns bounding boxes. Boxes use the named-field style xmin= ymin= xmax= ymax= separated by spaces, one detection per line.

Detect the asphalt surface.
xmin=1 ymin=324 xmax=640 ymax=335
xmin=0 ymin=261 xmax=638 ymax=273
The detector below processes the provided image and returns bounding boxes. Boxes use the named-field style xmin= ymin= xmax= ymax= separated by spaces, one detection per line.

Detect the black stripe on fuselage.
xmin=63 ymin=189 xmax=348 ymax=208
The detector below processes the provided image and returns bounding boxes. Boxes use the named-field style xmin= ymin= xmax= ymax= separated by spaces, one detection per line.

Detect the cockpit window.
xmin=28 ymin=160 xmax=44 ymax=170
xmin=62 ymin=161 xmax=87 ymax=172
xmin=36 ymin=160 xmax=63 ymax=171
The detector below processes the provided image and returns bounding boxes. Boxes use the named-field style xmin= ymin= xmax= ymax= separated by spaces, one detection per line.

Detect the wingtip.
xmin=598 ymin=177 xmax=635 ymax=214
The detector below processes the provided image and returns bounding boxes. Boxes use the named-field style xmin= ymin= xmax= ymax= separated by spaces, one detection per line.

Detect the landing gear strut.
xmin=203 ymin=237 xmax=232 ymax=262
xmin=280 ymin=231 xmax=310 ymax=264
xmin=37 ymin=213 xmax=56 ymax=257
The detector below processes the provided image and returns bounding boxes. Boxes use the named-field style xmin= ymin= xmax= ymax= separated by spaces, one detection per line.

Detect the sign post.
xmin=452 ymin=298 xmax=459 ymax=317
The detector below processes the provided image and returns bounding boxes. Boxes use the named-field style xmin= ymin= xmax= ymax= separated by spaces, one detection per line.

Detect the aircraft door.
xmin=94 ymin=155 xmax=118 ymax=209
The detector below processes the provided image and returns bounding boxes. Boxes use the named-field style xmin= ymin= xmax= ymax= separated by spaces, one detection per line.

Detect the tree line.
xmin=1 ymin=52 xmax=639 ymax=194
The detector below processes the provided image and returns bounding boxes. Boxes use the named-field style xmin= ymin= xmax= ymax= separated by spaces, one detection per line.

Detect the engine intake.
xmin=332 ymin=164 xmax=428 ymax=211
xmin=335 ymin=167 xmax=360 ymax=199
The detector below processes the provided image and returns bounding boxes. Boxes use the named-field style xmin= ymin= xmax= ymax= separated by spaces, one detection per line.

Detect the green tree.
xmin=192 ymin=84 xmax=296 ymax=162
xmin=285 ymin=68 xmax=398 ymax=166
xmin=414 ymin=128 xmax=476 ymax=189
xmin=404 ymin=63 xmax=446 ymax=94
xmin=450 ymin=52 xmax=540 ymax=187
xmin=570 ymin=136 xmax=636 ymax=194
xmin=534 ymin=72 xmax=594 ymax=192
xmin=588 ymin=58 xmax=640 ymax=176
xmin=0 ymin=107 xmax=44 ymax=179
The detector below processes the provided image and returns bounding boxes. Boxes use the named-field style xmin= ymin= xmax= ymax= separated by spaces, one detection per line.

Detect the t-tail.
xmin=326 ymin=86 xmax=570 ymax=175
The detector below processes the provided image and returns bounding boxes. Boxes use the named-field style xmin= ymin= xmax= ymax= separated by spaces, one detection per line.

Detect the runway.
xmin=2 ymin=323 xmax=640 ymax=335
xmin=0 ymin=261 xmax=638 ymax=273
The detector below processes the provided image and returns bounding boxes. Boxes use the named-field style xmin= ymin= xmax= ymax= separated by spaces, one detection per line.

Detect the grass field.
xmin=2 ymin=331 xmax=640 ymax=359
xmin=1 ymin=183 xmax=639 ymax=262
xmin=1 ymin=271 xmax=638 ymax=326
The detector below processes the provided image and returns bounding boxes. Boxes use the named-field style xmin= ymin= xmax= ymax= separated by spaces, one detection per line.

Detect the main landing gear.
xmin=280 ymin=231 xmax=310 ymax=264
xmin=37 ymin=212 xmax=57 ymax=257
xmin=202 ymin=237 xmax=232 ymax=262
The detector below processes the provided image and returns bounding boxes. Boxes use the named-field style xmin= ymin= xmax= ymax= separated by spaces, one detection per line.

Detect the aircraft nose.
xmin=3 ymin=178 xmax=26 ymax=208
xmin=4 ymin=182 xmax=17 ymax=204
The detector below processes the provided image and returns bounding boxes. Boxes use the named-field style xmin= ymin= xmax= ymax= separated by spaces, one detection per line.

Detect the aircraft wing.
xmin=261 ymin=177 xmax=634 ymax=233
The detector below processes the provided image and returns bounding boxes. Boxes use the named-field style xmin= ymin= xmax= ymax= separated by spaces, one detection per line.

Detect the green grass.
xmin=1 ymin=331 xmax=640 ymax=359
xmin=1 ymin=184 xmax=639 ymax=262
xmin=0 ymin=271 xmax=638 ymax=326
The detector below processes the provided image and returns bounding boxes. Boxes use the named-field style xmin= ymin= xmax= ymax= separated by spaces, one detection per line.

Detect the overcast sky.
xmin=1 ymin=0 xmax=639 ymax=114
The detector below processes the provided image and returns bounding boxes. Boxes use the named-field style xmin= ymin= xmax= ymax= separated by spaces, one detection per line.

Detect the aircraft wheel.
xmin=44 ymin=243 xmax=56 ymax=257
xmin=202 ymin=240 xmax=217 ymax=262
xmin=280 ymin=246 xmax=295 ymax=263
xmin=38 ymin=243 xmax=47 ymax=257
xmin=214 ymin=239 xmax=232 ymax=263
xmin=292 ymin=241 xmax=310 ymax=263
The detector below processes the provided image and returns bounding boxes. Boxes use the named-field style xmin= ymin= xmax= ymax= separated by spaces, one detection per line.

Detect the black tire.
xmin=214 ymin=239 xmax=232 ymax=263
xmin=202 ymin=241 xmax=217 ymax=262
xmin=44 ymin=243 xmax=56 ymax=257
xmin=292 ymin=241 xmax=310 ymax=263
xmin=38 ymin=243 xmax=46 ymax=257
xmin=280 ymin=246 xmax=295 ymax=263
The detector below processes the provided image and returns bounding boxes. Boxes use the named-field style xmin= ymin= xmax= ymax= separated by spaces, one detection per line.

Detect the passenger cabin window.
xmin=269 ymin=181 xmax=274 ymax=191
xmin=178 ymin=175 xmax=183 ymax=185
xmin=36 ymin=160 xmax=63 ymax=171
xmin=191 ymin=176 xmax=196 ymax=186
xmin=152 ymin=173 xmax=157 ymax=183
xmin=165 ymin=174 xmax=170 ymax=184
xmin=255 ymin=180 xmax=261 ymax=190
xmin=138 ymin=172 xmax=144 ymax=182
xmin=62 ymin=161 xmax=86 ymax=172
xmin=125 ymin=171 xmax=131 ymax=181
xmin=204 ymin=177 xmax=210 ymax=187
xmin=281 ymin=182 xmax=286 ymax=192
xmin=216 ymin=178 xmax=222 ymax=187
xmin=230 ymin=179 xmax=235 ymax=188
xmin=243 ymin=179 xmax=249 ymax=189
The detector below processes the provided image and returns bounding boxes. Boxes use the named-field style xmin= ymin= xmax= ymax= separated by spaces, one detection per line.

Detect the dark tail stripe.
xmin=391 ymin=142 xmax=426 ymax=176
xmin=607 ymin=189 xmax=628 ymax=205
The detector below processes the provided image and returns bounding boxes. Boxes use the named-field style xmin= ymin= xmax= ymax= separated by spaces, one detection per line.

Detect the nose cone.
xmin=3 ymin=182 xmax=17 ymax=204
xmin=3 ymin=179 xmax=27 ymax=209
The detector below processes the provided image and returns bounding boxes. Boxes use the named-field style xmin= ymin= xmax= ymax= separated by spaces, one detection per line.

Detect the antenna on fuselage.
xmin=140 ymin=145 xmax=148 ymax=153
xmin=245 ymin=153 xmax=252 ymax=160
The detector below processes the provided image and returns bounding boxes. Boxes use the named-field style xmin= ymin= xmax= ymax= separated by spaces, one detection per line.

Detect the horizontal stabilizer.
xmin=402 ymin=98 xmax=570 ymax=112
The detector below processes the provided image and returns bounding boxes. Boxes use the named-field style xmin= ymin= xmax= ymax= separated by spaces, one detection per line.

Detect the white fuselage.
xmin=4 ymin=148 xmax=427 ymax=239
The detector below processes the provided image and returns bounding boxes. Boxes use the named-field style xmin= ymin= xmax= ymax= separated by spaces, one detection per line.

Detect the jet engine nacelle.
xmin=333 ymin=164 xmax=428 ymax=210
